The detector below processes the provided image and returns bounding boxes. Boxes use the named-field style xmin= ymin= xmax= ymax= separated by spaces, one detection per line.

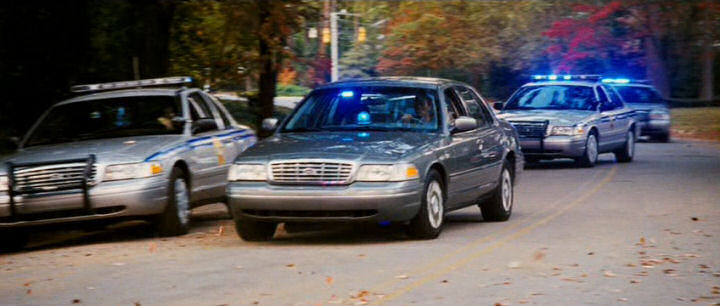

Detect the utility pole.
xmin=330 ymin=10 xmax=360 ymax=82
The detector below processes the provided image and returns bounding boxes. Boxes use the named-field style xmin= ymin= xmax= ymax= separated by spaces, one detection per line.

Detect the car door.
xmin=442 ymin=87 xmax=482 ymax=208
xmin=603 ymin=85 xmax=634 ymax=137
xmin=596 ymin=86 xmax=622 ymax=151
xmin=185 ymin=91 xmax=228 ymax=202
xmin=457 ymin=85 xmax=504 ymax=195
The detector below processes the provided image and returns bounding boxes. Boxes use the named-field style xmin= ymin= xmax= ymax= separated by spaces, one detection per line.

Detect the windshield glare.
xmin=505 ymin=85 xmax=598 ymax=111
xmin=25 ymin=96 xmax=183 ymax=147
xmin=282 ymin=87 xmax=440 ymax=133
xmin=613 ymin=86 xmax=664 ymax=104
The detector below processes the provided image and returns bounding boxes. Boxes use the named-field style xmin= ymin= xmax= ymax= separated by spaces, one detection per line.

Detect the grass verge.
xmin=671 ymin=107 xmax=720 ymax=142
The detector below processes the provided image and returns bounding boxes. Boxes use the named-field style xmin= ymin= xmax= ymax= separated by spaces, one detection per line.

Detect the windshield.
xmin=613 ymin=86 xmax=664 ymax=104
xmin=505 ymin=85 xmax=598 ymax=111
xmin=25 ymin=96 xmax=183 ymax=147
xmin=281 ymin=87 xmax=440 ymax=133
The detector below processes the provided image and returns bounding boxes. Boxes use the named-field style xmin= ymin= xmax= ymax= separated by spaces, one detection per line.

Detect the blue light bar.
xmin=531 ymin=74 xmax=601 ymax=82
xmin=601 ymin=78 xmax=630 ymax=84
xmin=340 ymin=90 xmax=354 ymax=98
xmin=70 ymin=76 xmax=193 ymax=93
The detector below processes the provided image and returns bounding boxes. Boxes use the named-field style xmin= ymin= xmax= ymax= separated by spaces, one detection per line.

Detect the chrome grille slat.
xmin=509 ymin=121 xmax=548 ymax=138
xmin=270 ymin=161 xmax=352 ymax=184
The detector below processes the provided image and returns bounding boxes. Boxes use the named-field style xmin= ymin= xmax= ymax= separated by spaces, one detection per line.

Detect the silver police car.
xmin=227 ymin=77 xmax=523 ymax=241
xmin=495 ymin=75 xmax=637 ymax=167
xmin=606 ymin=80 xmax=671 ymax=142
xmin=0 ymin=77 xmax=256 ymax=249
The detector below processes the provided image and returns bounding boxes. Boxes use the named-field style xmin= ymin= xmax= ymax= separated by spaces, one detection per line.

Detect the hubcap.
xmin=426 ymin=181 xmax=443 ymax=229
xmin=501 ymin=169 xmax=513 ymax=211
xmin=627 ymin=132 xmax=634 ymax=157
xmin=174 ymin=178 xmax=190 ymax=225
xmin=587 ymin=135 xmax=598 ymax=163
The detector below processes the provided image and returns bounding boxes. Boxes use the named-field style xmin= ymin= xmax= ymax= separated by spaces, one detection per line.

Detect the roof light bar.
xmin=531 ymin=74 xmax=601 ymax=81
xmin=70 ymin=76 xmax=193 ymax=93
xmin=601 ymin=78 xmax=631 ymax=84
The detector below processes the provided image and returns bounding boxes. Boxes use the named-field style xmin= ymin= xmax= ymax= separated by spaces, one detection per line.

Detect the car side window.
xmin=443 ymin=88 xmax=465 ymax=129
xmin=597 ymin=87 xmax=615 ymax=111
xmin=455 ymin=86 xmax=492 ymax=127
xmin=603 ymin=85 xmax=624 ymax=109
xmin=188 ymin=92 xmax=219 ymax=133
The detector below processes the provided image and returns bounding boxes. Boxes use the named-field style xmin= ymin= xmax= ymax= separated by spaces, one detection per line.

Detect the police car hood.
xmin=497 ymin=109 xmax=594 ymax=126
xmin=3 ymin=135 xmax=182 ymax=167
xmin=236 ymin=131 xmax=439 ymax=163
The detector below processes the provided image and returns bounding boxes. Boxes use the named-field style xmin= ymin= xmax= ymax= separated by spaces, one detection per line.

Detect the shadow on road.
xmin=2 ymin=204 xmax=232 ymax=254
xmin=524 ymin=158 xmax=616 ymax=170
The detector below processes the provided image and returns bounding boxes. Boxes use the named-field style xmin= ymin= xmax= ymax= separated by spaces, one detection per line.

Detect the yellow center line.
xmin=373 ymin=165 xmax=618 ymax=304
xmin=365 ymin=166 xmax=610 ymax=294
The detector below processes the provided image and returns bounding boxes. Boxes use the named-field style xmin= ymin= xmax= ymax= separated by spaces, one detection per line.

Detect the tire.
xmin=479 ymin=160 xmax=514 ymax=222
xmin=614 ymin=129 xmax=635 ymax=163
xmin=407 ymin=170 xmax=445 ymax=239
xmin=576 ymin=133 xmax=598 ymax=167
xmin=0 ymin=229 xmax=28 ymax=252
xmin=233 ymin=219 xmax=277 ymax=242
xmin=154 ymin=167 xmax=191 ymax=237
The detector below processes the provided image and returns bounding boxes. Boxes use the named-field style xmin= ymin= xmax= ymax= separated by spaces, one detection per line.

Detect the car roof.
xmin=315 ymin=76 xmax=464 ymax=90
xmin=608 ymin=83 xmax=655 ymax=89
xmin=56 ymin=88 xmax=189 ymax=106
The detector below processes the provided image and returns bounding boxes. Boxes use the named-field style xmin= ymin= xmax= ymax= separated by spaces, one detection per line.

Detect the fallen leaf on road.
xmin=698 ymin=264 xmax=710 ymax=269
xmin=630 ymin=279 xmax=642 ymax=284
xmin=635 ymin=271 xmax=649 ymax=277
xmin=587 ymin=252 xmax=594 ymax=255
xmin=691 ymin=217 xmax=698 ymax=221
xmin=518 ymin=300 xmax=529 ymax=304
xmin=560 ymin=277 xmax=583 ymax=283
xmin=618 ymin=298 xmax=628 ymax=302
xmin=604 ymin=271 xmax=617 ymax=278
xmin=285 ymin=264 xmax=295 ymax=268
xmin=663 ymin=269 xmax=677 ymax=276
xmin=235 ymin=265 xmax=243 ymax=270
xmin=86 ymin=287 xmax=95 ymax=290
xmin=325 ymin=276 xmax=334 ymax=285
xmin=112 ymin=262 xmax=125 ymax=266
xmin=625 ymin=263 xmax=637 ymax=267
xmin=503 ymin=281 xmax=512 ymax=285
xmin=441 ymin=280 xmax=448 ymax=283
xmin=507 ymin=261 xmax=521 ymax=269
xmin=72 ymin=299 xmax=81 ymax=304
xmin=216 ymin=226 xmax=224 ymax=236
xmin=533 ymin=250 xmax=546 ymax=261
xmin=395 ymin=274 xmax=409 ymax=279
xmin=357 ymin=254 xmax=366 ymax=258
xmin=637 ymin=237 xmax=646 ymax=246
xmin=23 ymin=281 xmax=32 ymax=287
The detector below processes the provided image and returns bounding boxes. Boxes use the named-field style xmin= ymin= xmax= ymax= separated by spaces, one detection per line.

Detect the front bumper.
xmin=0 ymin=177 xmax=168 ymax=228
xmin=639 ymin=119 xmax=670 ymax=136
xmin=227 ymin=180 xmax=422 ymax=223
xmin=519 ymin=136 xmax=586 ymax=158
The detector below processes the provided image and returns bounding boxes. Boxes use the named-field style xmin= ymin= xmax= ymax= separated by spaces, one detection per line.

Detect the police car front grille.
xmin=510 ymin=121 xmax=548 ymax=138
xmin=270 ymin=161 xmax=353 ymax=184
xmin=13 ymin=163 xmax=97 ymax=193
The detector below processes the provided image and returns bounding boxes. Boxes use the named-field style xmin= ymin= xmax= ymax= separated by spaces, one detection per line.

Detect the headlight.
xmin=649 ymin=110 xmax=670 ymax=120
xmin=356 ymin=163 xmax=420 ymax=182
xmin=0 ymin=175 xmax=7 ymax=192
xmin=103 ymin=162 xmax=164 ymax=181
xmin=228 ymin=164 xmax=267 ymax=181
xmin=549 ymin=125 xmax=585 ymax=136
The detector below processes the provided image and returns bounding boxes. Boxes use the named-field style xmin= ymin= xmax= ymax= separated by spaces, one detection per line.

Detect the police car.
xmin=495 ymin=75 xmax=637 ymax=167
xmin=0 ymin=77 xmax=256 ymax=249
xmin=603 ymin=79 xmax=671 ymax=142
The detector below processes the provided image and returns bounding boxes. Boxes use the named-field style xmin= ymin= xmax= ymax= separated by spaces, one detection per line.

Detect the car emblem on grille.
xmin=303 ymin=168 xmax=317 ymax=175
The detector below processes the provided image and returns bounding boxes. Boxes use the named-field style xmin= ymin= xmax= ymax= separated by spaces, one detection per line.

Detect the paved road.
xmin=1 ymin=141 xmax=719 ymax=305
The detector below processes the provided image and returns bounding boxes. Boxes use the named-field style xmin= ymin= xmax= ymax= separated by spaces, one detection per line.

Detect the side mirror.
xmin=191 ymin=118 xmax=217 ymax=134
xmin=262 ymin=118 xmax=279 ymax=132
xmin=452 ymin=116 xmax=478 ymax=133
xmin=492 ymin=102 xmax=504 ymax=111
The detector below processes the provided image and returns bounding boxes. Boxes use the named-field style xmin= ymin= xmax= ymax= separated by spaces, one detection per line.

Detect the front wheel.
xmin=576 ymin=133 xmax=598 ymax=167
xmin=614 ymin=130 xmax=635 ymax=163
xmin=407 ymin=170 xmax=445 ymax=239
xmin=479 ymin=160 xmax=514 ymax=222
xmin=154 ymin=167 xmax=191 ymax=237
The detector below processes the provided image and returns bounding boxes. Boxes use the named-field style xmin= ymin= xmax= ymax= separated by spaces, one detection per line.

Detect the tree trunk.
xmin=699 ymin=2 xmax=715 ymax=102
xmin=643 ymin=3 xmax=671 ymax=98
xmin=256 ymin=1 xmax=277 ymax=137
